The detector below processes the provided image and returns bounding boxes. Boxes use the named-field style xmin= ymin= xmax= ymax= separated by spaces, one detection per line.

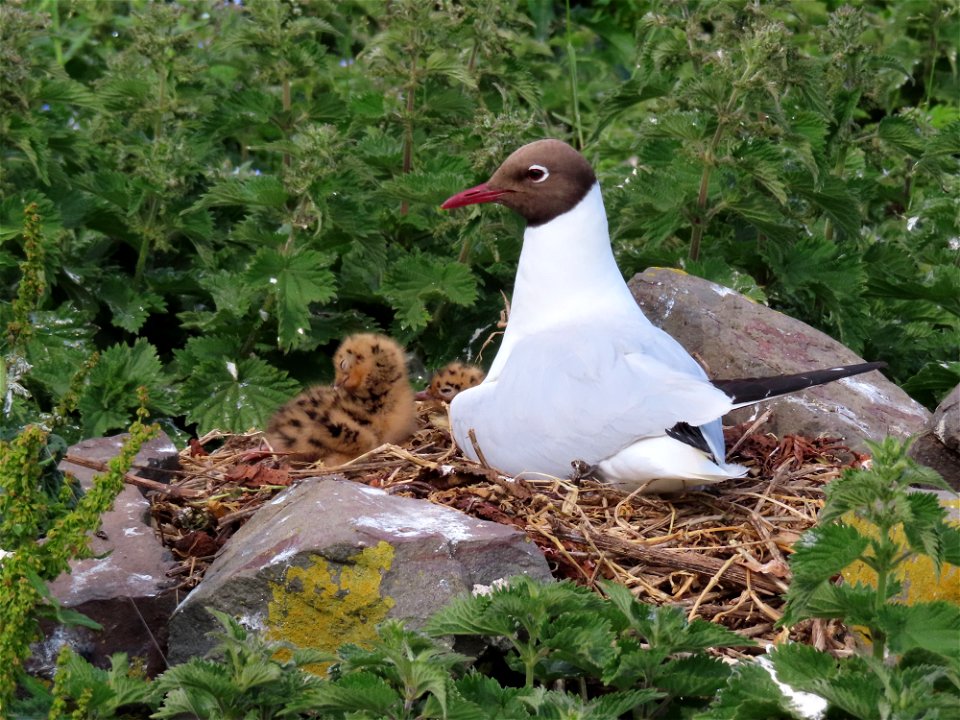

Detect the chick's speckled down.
xmin=267 ymin=333 xmax=417 ymax=464
xmin=418 ymin=361 xmax=485 ymax=403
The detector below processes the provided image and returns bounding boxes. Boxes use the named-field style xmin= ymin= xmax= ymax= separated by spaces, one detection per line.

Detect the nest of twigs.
xmin=143 ymin=402 xmax=867 ymax=657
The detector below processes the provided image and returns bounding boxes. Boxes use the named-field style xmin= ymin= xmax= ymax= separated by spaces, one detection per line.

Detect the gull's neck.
xmin=488 ymin=182 xmax=647 ymax=379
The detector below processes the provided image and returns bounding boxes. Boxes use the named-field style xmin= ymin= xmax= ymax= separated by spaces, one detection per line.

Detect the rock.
xmin=628 ymin=268 xmax=931 ymax=450
xmin=909 ymin=385 xmax=960 ymax=490
xmin=29 ymin=433 xmax=181 ymax=677
xmin=932 ymin=385 xmax=960 ymax=452
xmin=167 ymin=477 xmax=552 ymax=664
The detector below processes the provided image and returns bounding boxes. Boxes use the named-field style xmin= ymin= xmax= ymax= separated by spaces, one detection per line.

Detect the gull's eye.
xmin=526 ymin=164 xmax=549 ymax=183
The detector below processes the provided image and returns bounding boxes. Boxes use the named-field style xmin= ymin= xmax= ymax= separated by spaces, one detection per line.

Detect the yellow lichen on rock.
xmin=265 ymin=541 xmax=396 ymax=668
xmin=841 ymin=496 xmax=960 ymax=605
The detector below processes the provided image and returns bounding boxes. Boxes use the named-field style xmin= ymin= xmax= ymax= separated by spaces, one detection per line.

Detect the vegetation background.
xmin=2 ymin=0 xmax=958 ymax=446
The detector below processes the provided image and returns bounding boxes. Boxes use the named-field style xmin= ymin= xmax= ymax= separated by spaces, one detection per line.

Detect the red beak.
xmin=441 ymin=182 xmax=512 ymax=210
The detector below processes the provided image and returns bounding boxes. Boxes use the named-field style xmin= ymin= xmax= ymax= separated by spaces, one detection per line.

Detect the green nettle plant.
xmin=1 ymin=0 xmax=957 ymax=444
xmin=764 ymin=438 xmax=960 ymax=719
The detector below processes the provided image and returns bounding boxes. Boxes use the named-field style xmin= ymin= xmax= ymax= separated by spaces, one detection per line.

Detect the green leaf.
xmin=792 ymin=175 xmax=862 ymax=239
xmin=79 ymin=339 xmax=178 ymax=436
xmin=902 ymin=362 xmax=960 ymax=409
xmin=791 ymin=523 xmax=870 ymax=576
xmin=192 ymin=175 xmax=289 ymax=210
xmin=302 ymin=672 xmax=401 ymax=715
xmin=782 ymin=524 xmax=869 ymax=623
xmin=100 ymin=276 xmax=167 ymax=333
xmin=654 ymin=654 xmax=732 ymax=697
xmin=380 ymin=253 xmax=478 ymax=331
xmin=901 ymin=491 xmax=949 ymax=563
xmin=455 ymin=673 xmax=533 ymax=719
xmin=699 ymin=661 xmax=798 ymax=720
xmin=878 ymin=602 xmax=960 ymax=659
xmin=878 ymin=116 xmax=925 ymax=157
xmin=247 ymin=246 xmax=338 ymax=351
xmin=23 ymin=305 xmax=96 ymax=398
xmin=180 ymin=357 xmax=299 ymax=433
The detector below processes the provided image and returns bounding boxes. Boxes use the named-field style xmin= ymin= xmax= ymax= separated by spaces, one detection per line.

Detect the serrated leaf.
xmin=878 ymin=116 xmax=925 ymax=157
xmin=306 ymin=673 xmax=402 ymax=714
xmin=380 ymin=253 xmax=478 ymax=331
xmin=192 ymin=175 xmax=288 ymax=210
xmin=793 ymin=175 xmax=862 ymax=238
xmin=654 ymin=654 xmax=732 ymax=697
xmin=23 ymin=305 xmax=96 ymax=398
xmin=100 ymin=276 xmax=167 ymax=333
xmin=424 ymin=50 xmax=476 ymax=88
xmin=455 ymin=673 xmax=532 ymax=718
xmin=790 ymin=524 xmax=868 ymax=582
xmin=180 ymin=357 xmax=299 ymax=433
xmin=700 ymin=662 xmax=797 ymax=720
xmin=247 ymin=246 xmax=338 ymax=351
xmin=901 ymin=491 xmax=949 ymax=562
xmin=79 ymin=339 xmax=178 ymax=436
xmin=803 ymin=582 xmax=880 ymax=626
xmin=878 ymin=601 xmax=960 ymax=658
xmin=770 ymin=642 xmax=837 ymax=690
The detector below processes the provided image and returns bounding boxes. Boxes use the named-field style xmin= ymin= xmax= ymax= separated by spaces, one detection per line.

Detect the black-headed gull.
xmin=441 ymin=139 xmax=884 ymax=493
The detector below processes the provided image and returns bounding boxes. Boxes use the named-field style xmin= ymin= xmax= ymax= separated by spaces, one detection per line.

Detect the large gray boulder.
xmin=31 ymin=433 xmax=181 ymax=677
xmin=628 ymin=268 xmax=931 ymax=449
xmin=167 ymin=477 xmax=552 ymax=664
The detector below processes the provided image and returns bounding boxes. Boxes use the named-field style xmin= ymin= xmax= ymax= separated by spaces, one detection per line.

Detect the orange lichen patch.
xmin=265 ymin=542 xmax=396 ymax=672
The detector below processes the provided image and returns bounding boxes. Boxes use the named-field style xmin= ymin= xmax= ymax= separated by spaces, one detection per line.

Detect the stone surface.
xmin=168 ymin=477 xmax=552 ymax=664
xmin=909 ymin=385 xmax=960 ymax=490
xmin=628 ymin=268 xmax=931 ymax=450
xmin=933 ymin=384 xmax=960 ymax=452
xmin=30 ymin=433 xmax=181 ymax=677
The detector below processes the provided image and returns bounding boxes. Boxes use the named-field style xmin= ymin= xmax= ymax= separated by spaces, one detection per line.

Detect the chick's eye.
xmin=526 ymin=164 xmax=549 ymax=183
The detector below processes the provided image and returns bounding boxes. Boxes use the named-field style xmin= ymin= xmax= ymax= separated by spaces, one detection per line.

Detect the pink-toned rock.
xmin=628 ymin=268 xmax=931 ymax=450
xmin=168 ymin=476 xmax=551 ymax=663
xmin=30 ymin=433 xmax=181 ymax=676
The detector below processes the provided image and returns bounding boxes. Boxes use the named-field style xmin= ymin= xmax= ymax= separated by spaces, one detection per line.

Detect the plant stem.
xmin=400 ymin=52 xmax=417 ymax=216
xmin=565 ymin=0 xmax=584 ymax=149
xmin=689 ymin=115 xmax=728 ymax=262
xmin=282 ymin=77 xmax=291 ymax=168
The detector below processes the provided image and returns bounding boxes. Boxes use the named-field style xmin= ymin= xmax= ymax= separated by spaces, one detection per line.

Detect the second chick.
xmin=267 ymin=333 xmax=417 ymax=464
xmin=416 ymin=361 xmax=486 ymax=403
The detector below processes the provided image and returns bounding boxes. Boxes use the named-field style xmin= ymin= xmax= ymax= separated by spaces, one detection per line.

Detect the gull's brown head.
xmin=441 ymin=139 xmax=597 ymax=226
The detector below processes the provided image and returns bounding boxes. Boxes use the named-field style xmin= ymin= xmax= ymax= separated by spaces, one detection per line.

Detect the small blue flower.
xmin=41 ymin=103 xmax=51 ymax=112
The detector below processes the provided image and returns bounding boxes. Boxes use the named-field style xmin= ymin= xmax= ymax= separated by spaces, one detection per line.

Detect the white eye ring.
xmin=527 ymin=164 xmax=549 ymax=183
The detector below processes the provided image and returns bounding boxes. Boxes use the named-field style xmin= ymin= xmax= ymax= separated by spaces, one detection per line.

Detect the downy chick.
xmin=266 ymin=333 xmax=417 ymax=464
xmin=415 ymin=362 xmax=486 ymax=403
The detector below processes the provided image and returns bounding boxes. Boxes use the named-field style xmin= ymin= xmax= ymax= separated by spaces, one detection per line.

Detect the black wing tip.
xmin=713 ymin=360 xmax=888 ymax=405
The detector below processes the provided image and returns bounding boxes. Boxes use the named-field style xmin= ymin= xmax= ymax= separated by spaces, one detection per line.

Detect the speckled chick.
xmin=266 ymin=333 xmax=418 ymax=464
xmin=415 ymin=362 xmax=486 ymax=403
